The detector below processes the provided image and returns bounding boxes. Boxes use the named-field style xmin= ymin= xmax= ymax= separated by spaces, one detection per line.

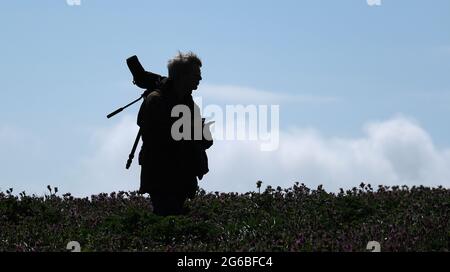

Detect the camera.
xmin=126 ymin=55 xmax=166 ymax=90
xmin=107 ymin=55 xmax=167 ymax=119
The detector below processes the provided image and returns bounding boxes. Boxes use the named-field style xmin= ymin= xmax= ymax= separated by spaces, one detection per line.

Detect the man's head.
xmin=168 ymin=51 xmax=202 ymax=98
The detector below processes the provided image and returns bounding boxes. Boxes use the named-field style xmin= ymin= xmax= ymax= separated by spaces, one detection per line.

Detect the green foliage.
xmin=0 ymin=183 xmax=448 ymax=252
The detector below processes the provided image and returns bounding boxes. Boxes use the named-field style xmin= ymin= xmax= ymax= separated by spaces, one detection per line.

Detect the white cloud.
xmin=67 ymin=115 xmax=141 ymax=196
xmin=73 ymin=114 xmax=450 ymax=196
xmin=3 ymin=83 xmax=450 ymax=197
xmin=0 ymin=125 xmax=50 ymax=194
xmin=195 ymin=83 xmax=337 ymax=105
xmin=0 ymin=120 xmax=141 ymax=197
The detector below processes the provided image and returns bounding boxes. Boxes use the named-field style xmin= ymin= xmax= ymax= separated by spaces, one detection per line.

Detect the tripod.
xmin=107 ymin=90 xmax=149 ymax=169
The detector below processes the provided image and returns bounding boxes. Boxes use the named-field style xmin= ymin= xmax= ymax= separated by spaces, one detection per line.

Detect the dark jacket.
xmin=137 ymin=79 xmax=212 ymax=195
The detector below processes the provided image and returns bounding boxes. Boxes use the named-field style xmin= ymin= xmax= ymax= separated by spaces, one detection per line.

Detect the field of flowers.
xmin=0 ymin=182 xmax=448 ymax=252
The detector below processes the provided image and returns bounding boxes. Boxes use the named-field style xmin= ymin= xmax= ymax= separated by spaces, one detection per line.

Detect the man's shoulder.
xmin=146 ymin=90 xmax=163 ymax=98
xmin=146 ymin=79 xmax=175 ymax=103
xmin=144 ymin=90 xmax=164 ymax=105
xmin=143 ymin=89 xmax=171 ymax=117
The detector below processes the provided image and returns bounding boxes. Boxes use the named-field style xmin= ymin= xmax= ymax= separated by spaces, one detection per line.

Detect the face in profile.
xmin=175 ymin=65 xmax=202 ymax=99
xmin=186 ymin=65 xmax=202 ymax=92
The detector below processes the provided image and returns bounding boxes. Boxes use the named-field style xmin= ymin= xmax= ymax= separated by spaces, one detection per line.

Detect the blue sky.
xmin=1 ymin=0 xmax=450 ymax=196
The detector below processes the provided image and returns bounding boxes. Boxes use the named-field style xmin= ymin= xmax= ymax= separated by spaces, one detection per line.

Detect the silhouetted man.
xmin=137 ymin=51 xmax=213 ymax=216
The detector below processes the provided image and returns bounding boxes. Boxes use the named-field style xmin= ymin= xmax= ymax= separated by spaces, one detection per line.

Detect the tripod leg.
xmin=126 ymin=129 xmax=142 ymax=169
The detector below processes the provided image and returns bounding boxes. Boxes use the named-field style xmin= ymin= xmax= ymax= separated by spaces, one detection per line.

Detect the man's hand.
xmin=203 ymin=121 xmax=214 ymax=141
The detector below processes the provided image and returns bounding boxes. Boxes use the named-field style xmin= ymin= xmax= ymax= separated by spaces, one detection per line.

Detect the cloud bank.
xmin=2 ymin=83 xmax=450 ymax=197
xmin=196 ymin=83 xmax=338 ymax=105
xmin=70 ymin=114 xmax=450 ymax=196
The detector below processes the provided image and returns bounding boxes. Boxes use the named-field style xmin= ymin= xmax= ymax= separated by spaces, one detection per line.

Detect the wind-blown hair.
xmin=167 ymin=51 xmax=202 ymax=79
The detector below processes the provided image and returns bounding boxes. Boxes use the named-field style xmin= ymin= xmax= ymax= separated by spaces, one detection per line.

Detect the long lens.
xmin=127 ymin=55 xmax=146 ymax=77
xmin=126 ymin=55 xmax=165 ymax=90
